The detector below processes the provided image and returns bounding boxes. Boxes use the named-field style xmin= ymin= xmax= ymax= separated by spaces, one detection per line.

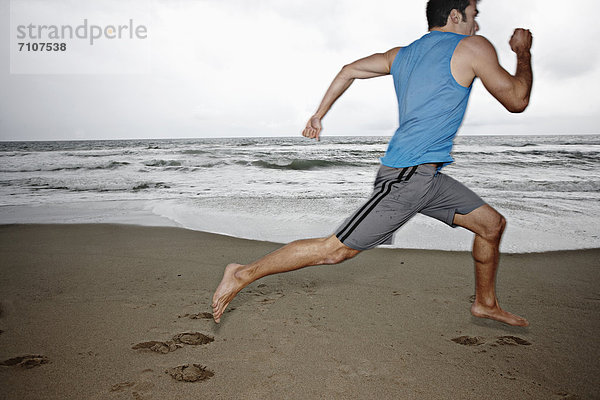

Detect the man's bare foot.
xmin=471 ymin=302 xmax=529 ymax=327
xmin=211 ymin=263 xmax=246 ymax=323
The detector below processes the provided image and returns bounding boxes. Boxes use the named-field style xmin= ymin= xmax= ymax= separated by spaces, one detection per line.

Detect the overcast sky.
xmin=1 ymin=0 xmax=598 ymax=141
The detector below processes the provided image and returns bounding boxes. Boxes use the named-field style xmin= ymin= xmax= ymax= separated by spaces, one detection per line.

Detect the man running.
xmin=212 ymin=0 xmax=533 ymax=326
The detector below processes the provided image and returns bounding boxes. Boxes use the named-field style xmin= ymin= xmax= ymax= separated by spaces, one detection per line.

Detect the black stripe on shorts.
xmin=337 ymin=165 xmax=418 ymax=243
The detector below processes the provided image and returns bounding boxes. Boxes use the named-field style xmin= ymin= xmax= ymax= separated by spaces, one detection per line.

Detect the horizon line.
xmin=1 ymin=131 xmax=599 ymax=143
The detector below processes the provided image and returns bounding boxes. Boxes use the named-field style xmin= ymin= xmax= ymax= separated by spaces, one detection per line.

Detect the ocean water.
xmin=0 ymin=135 xmax=599 ymax=252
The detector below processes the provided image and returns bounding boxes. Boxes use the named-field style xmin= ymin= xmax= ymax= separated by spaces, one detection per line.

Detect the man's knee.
xmin=322 ymin=235 xmax=360 ymax=264
xmin=482 ymin=212 xmax=506 ymax=242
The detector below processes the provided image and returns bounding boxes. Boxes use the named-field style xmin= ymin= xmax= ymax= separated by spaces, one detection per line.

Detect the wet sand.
xmin=0 ymin=224 xmax=598 ymax=399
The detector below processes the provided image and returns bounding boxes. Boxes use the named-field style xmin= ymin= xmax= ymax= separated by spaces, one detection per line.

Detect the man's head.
xmin=427 ymin=0 xmax=479 ymax=35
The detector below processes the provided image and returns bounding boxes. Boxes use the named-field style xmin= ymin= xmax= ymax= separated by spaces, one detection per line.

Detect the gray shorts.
xmin=335 ymin=163 xmax=486 ymax=250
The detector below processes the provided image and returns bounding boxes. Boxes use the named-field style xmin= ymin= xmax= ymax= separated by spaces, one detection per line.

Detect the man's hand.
xmin=302 ymin=115 xmax=322 ymax=141
xmin=509 ymin=28 xmax=532 ymax=56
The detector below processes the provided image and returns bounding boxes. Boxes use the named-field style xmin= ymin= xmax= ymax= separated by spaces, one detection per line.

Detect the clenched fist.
xmin=302 ymin=115 xmax=322 ymax=141
xmin=510 ymin=28 xmax=532 ymax=55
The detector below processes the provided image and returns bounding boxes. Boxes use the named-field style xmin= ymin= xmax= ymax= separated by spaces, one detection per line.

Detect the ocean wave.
xmin=25 ymin=181 xmax=172 ymax=192
xmin=556 ymin=140 xmax=600 ymax=146
xmin=482 ymin=179 xmax=600 ymax=193
xmin=63 ymin=151 xmax=131 ymax=158
xmin=92 ymin=161 xmax=131 ymax=169
xmin=143 ymin=159 xmax=182 ymax=167
xmin=0 ymin=161 xmax=131 ymax=173
xmin=532 ymin=152 xmax=596 ymax=165
xmin=16 ymin=174 xmax=172 ymax=192
xmin=0 ymin=168 xmax=44 ymax=173
xmin=0 ymin=152 xmax=31 ymax=157
xmin=180 ymin=149 xmax=210 ymax=155
xmin=195 ymin=162 xmax=224 ymax=168
xmin=454 ymin=150 xmax=599 ymax=165
xmin=30 ymin=185 xmax=70 ymax=191
xmin=498 ymin=142 xmax=538 ymax=148
xmin=241 ymin=159 xmax=367 ymax=170
xmin=507 ymin=149 xmax=599 ymax=157
xmin=133 ymin=182 xmax=171 ymax=191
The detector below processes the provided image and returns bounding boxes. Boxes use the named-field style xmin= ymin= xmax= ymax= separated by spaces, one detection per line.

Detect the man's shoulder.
xmin=454 ymin=35 xmax=498 ymax=70
xmin=458 ymin=35 xmax=495 ymax=54
xmin=451 ymin=35 xmax=497 ymax=84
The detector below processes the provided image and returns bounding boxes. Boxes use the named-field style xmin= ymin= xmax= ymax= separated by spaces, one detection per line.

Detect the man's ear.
xmin=449 ymin=9 xmax=462 ymax=24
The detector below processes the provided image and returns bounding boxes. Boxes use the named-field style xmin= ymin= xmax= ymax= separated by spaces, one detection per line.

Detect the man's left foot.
xmin=211 ymin=263 xmax=245 ymax=323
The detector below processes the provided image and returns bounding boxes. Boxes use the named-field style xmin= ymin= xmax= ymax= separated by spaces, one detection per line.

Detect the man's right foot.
xmin=211 ymin=263 xmax=245 ymax=323
xmin=471 ymin=302 xmax=529 ymax=327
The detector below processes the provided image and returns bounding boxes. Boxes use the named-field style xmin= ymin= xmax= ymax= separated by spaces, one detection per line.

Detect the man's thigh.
xmin=335 ymin=164 xmax=431 ymax=250
xmin=419 ymin=172 xmax=486 ymax=228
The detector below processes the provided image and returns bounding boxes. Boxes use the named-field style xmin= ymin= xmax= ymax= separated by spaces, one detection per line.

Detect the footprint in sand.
xmin=166 ymin=364 xmax=214 ymax=382
xmin=172 ymin=332 xmax=214 ymax=346
xmin=451 ymin=335 xmax=532 ymax=347
xmin=132 ymin=332 xmax=214 ymax=354
xmin=246 ymin=283 xmax=284 ymax=304
xmin=180 ymin=312 xmax=213 ymax=320
xmin=554 ymin=391 xmax=581 ymax=399
xmin=110 ymin=369 xmax=156 ymax=399
xmin=300 ymin=280 xmax=318 ymax=294
xmin=131 ymin=340 xmax=181 ymax=354
xmin=496 ymin=335 xmax=532 ymax=346
xmin=1 ymin=355 xmax=49 ymax=369
xmin=451 ymin=336 xmax=486 ymax=346
xmin=180 ymin=307 xmax=236 ymax=320
xmin=110 ymin=381 xmax=136 ymax=392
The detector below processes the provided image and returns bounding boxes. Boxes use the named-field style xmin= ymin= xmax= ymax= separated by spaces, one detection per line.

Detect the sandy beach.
xmin=0 ymin=224 xmax=598 ymax=399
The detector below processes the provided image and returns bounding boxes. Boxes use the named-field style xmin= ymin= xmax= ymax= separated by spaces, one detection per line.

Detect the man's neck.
xmin=429 ymin=26 xmax=462 ymax=35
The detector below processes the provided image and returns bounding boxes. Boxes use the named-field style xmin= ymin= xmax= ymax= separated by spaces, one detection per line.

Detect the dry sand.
xmin=0 ymin=224 xmax=598 ymax=399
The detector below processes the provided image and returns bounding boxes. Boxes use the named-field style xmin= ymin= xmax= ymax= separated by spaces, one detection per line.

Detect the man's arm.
xmin=466 ymin=29 xmax=533 ymax=113
xmin=302 ymin=47 xmax=400 ymax=141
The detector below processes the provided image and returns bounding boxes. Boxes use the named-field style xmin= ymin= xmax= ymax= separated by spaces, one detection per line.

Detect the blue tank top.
xmin=380 ymin=31 xmax=471 ymax=168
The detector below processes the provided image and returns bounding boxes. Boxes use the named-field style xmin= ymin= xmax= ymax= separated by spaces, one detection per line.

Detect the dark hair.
xmin=426 ymin=0 xmax=472 ymax=29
